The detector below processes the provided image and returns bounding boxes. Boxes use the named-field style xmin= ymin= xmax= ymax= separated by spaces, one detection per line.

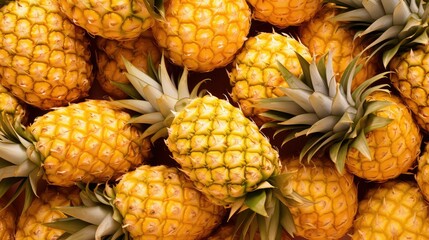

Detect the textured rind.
xmin=114 ymin=165 xmax=226 ymax=240
xmin=345 ymin=91 xmax=422 ymax=182
xmin=29 ymin=100 xmax=151 ymax=186
xmin=166 ymin=95 xmax=281 ymax=206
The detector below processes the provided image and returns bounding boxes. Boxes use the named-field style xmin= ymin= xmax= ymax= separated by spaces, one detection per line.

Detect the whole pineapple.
xmin=150 ymin=0 xmax=251 ymax=72
xmin=297 ymin=3 xmax=380 ymax=91
xmin=229 ymin=31 xmax=312 ymax=126
xmin=352 ymin=180 xmax=429 ymax=239
xmin=15 ymin=186 xmax=81 ymax=240
xmin=281 ymin=156 xmax=358 ymax=240
xmin=0 ymin=0 xmax=94 ymax=110
xmin=247 ymin=0 xmax=323 ymax=28
xmin=58 ymin=0 xmax=154 ymax=40
xmin=256 ymin=52 xmax=422 ymax=182
xmin=0 ymin=99 xmax=152 ymax=209
xmin=94 ymin=30 xmax=161 ymax=99
xmin=49 ymin=165 xmax=226 ymax=240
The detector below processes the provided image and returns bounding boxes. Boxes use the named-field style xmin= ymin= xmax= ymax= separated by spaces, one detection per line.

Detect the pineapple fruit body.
xmin=229 ymin=31 xmax=312 ymax=126
xmin=166 ymin=95 xmax=281 ymax=206
xmin=152 ymin=0 xmax=251 ymax=72
xmin=416 ymin=142 xmax=429 ymax=201
xmin=29 ymin=99 xmax=152 ymax=186
xmin=352 ymin=180 xmax=429 ymax=239
xmin=346 ymin=91 xmax=422 ymax=182
xmin=114 ymin=165 xmax=226 ymax=240
xmin=282 ymin=156 xmax=358 ymax=240
xmin=0 ymin=0 xmax=94 ymax=110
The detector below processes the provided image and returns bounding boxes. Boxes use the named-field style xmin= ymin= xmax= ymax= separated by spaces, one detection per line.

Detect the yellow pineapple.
xmin=49 ymin=165 xmax=226 ymax=239
xmin=94 ymin=30 xmax=161 ymax=99
xmin=297 ymin=3 xmax=381 ymax=91
xmin=0 ymin=0 xmax=94 ymax=110
xmin=247 ymin=0 xmax=323 ymax=28
xmin=58 ymin=0 xmax=154 ymax=40
xmin=0 ymin=99 xmax=152 ymax=209
xmin=15 ymin=186 xmax=81 ymax=240
xmin=281 ymin=155 xmax=357 ymax=240
xmin=150 ymin=0 xmax=251 ymax=72
xmin=256 ymin=52 xmax=422 ymax=182
xmin=0 ymin=197 xmax=16 ymax=240
xmin=352 ymin=180 xmax=429 ymax=239
xmin=0 ymin=83 xmax=27 ymax=124
xmin=229 ymin=31 xmax=312 ymax=126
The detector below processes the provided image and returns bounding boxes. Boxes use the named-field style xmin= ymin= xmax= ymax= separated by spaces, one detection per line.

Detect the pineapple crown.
xmin=256 ymin=52 xmax=392 ymax=173
xmin=328 ymin=0 xmax=429 ymax=67
xmin=112 ymin=54 xmax=205 ymax=143
xmin=45 ymin=183 xmax=126 ymax=240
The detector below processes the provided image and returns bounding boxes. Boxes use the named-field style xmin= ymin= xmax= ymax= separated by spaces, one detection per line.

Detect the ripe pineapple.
xmin=150 ymin=0 xmax=251 ymax=72
xmin=0 ymin=99 xmax=152 ymax=209
xmin=0 ymin=83 xmax=27 ymax=124
xmin=247 ymin=0 xmax=323 ymax=28
xmin=229 ymin=31 xmax=312 ymax=126
xmin=0 ymin=197 xmax=16 ymax=240
xmin=256 ymin=52 xmax=422 ymax=182
xmin=297 ymin=3 xmax=380 ymax=91
xmin=49 ymin=165 xmax=226 ymax=239
xmin=282 ymin=155 xmax=357 ymax=240
xmin=58 ymin=0 xmax=154 ymax=40
xmin=15 ymin=186 xmax=81 ymax=239
xmin=327 ymin=0 xmax=429 ymax=132
xmin=0 ymin=0 xmax=94 ymax=110
xmin=416 ymin=143 xmax=429 ymax=201
xmin=352 ymin=180 xmax=429 ymax=239
xmin=94 ymin=30 xmax=161 ymax=99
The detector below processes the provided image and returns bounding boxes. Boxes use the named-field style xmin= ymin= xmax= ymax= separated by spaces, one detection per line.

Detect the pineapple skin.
xmin=58 ymin=0 xmax=154 ymax=40
xmin=15 ymin=186 xmax=81 ymax=240
xmin=166 ymin=95 xmax=281 ymax=206
xmin=281 ymin=156 xmax=358 ymax=240
xmin=0 ymin=0 xmax=94 ymax=110
xmin=390 ymin=44 xmax=429 ymax=133
xmin=0 ymin=84 xmax=28 ymax=124
xmin=352 ymin=180 xmax=429 ymax=240
xmin=416 ymin=143 xmax=429 ymax=202
xmin=247 ymin=0 xmax=323 ymax=28
xmin=114 ymin=165 xmax=226 ymax=240
xmin=297 ymin=3 xmax=380 ymax=91
xmin=29 ymin=100 xmax=152 ymax=187
xmin=151 ymin=0 xmax=251 ymax=72
xmin=95 ymin=30 xmax=161 ymax=99
xmin=229 ymin=32 xmax=312 ymax=126
xmin=346 ymin=91 xmax=422 ymax=182
xmin=0 ymin=197 xmax=16 ymax=240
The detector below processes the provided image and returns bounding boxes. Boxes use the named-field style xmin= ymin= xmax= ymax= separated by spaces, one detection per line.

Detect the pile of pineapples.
xmin=1 ymin=0 xmax=429 ymax=239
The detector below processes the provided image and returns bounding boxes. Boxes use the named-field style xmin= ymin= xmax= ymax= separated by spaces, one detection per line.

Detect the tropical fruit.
xmin=0 ymin=99 xmax=152 ymax=209
xmin=0 ymin=83 xmax=27 ymax=123
xmin=49 ymin=165 xmax=226 ymax=240
xmin=247 ymin=0 xmax=323 ymax=28
xmin=282 ymin=156 xmax=358 ymax=240
xmin=0 ymin=197 xmax=16 ymax=240
xmin=15 ymin=186 xmax=81 ymax=240
xmin=58 ymin=0 xmax=154 ymax=40
xmin=0 ymin=0 xmax=94 ymax=110
xmin=94 ymin=30 xmax=161 ymax=99
xmin=416 ymin=142 xmax=429 ymax=201
xmin=150 ymin=0 xmax=251 ymax=72
xmin=256 ymin=52 xmax=422 ymax=182
xmin=229 ymin=31 xmax=312 ymax=126
xmin=351 ymin=180 xmax=429 ymax=239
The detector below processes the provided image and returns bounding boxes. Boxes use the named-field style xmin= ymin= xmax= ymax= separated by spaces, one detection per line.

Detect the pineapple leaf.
xmin=257 ymin=98 xmax=305 ymax=115
xmin=55 ymin=206 xmax=112 ymax=225
xmin=110 ymin=81 xmax=142 ymax=100
xmin=307 ymin=116 xmax=339 ymax=134
xmin=277 ymin=61 xmax=311 ymax=92
xmin=350 ymin=130 xmax=371 ymax=160
xmin=129 ymin=112 xmax=164 ymax=124
xmin=309 ymin=61 xmax=327 ymax=95
xmin=64 ymin=225 xmax=98 ymax=240
xmin=279 ymin=203 xmax=296 ymax=237
xmin=44 ymin=218 xmax=90 ymax=234
xmin=278 ymin=113 xmax=319 ymax=126
xmin=360 ymin=15 xmax=393 ymax=35
xmin=159 ymin=55 xmax=178 ymax=99
xmin=244 ymin=190 xmax=268 ymax=217
xmin=329 ymin=140 xmax=350 ymax=174
xmin=110 ymin=100 xmax=155 ymax=114
xmin=364 ymin=115 xmax=393 ymax=132
xmin=308 ymin=92 xmax=332 ymax=118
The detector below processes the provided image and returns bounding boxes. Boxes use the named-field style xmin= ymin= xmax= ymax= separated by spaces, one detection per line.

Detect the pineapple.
xmin=416 ymin=142 xmax=429 ymax=201
xmin=256 ymin=52 xmax=422 ymax=182
xmin=0 ymin=197 xmax=16 ymax=240
xmin=247 ymin=0 xmax=323 ymax=28
xmin=15 ymin=186 xmax=81 ymax=240
xmin=352 ymin=180 xmax=429 ymax=239
xmin=58 ymin=0 xmax=154 ymax=40
xmin=150 ymin=0 xmax=251 ymax=72
xmin=297 ymin=3 xmax=381 ymax=91
xmin=0 ymin=83 xmax=27 ymax=124
xmin=48 ymin=165 xmax=226 ymax=240
xmin=228 ymin=31 xmax=312 ymax=126
xmin=0 ymin=99 xmax=152 ymax=209
xmin=112 ymin=55 xmax=306 ymax=239
xmin=326 ymin=0 xmax=429 ymax=132
xmin=94 ymin=29 xmax=161 ymax=99
xmin=0 ymin=0 xmax=94 ymax=110
xmin=281 ymin=155 xmax=357 ymax=240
